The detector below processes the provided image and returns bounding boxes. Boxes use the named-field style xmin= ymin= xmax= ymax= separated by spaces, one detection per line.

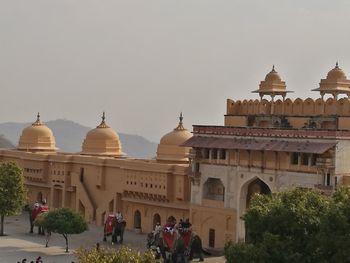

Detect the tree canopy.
xmin=225 ymin=187 xmax=350 ymax=263
xmin=41 ymin=207 xmax=88 ymax=252
xmin=0 ymin=161 xmax=26 ymax=236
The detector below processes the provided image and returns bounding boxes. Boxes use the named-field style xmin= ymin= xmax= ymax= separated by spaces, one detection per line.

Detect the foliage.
xmin=0 ymin=162 xmax=26 ymax=236
xmin=225 ymin=188 xmax=330 ymax=263
xmin=75 ymin=246 xmax=159 ymax=263
xmin=317 ymin=187 xmax=350 ymax=263
xmin=41 ymin=207 xmax=88 ymax=252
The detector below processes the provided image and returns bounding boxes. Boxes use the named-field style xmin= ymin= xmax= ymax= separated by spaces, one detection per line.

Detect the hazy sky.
xmin=1 ymin=0 xmax=350 ymax=142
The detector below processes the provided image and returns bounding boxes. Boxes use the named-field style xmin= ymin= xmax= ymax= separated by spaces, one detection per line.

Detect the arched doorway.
xmin=153 ymin=213 xmax=161 ymax=229
xmin=244 ymin=178 xmax=271 ymax=242
xmin=37 ymin=192 xmax=43 ymax=203
xmin=246 ymin=178 xmax=271 ymax=208
xmin=134 ymin=210 xmax=141 ymax=229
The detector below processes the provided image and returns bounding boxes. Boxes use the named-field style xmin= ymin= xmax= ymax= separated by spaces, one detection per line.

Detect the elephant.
xmin=28 ymin=204 xmax=46 ymax=235
xmin=147 ymin=230 xmax=210 ymax=263
xmin=103 ymin=214 xmax=126 ymax=244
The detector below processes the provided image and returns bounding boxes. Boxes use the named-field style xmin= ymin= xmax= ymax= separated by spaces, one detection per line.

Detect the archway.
xmin=244 ymin=178 xmax=271 ymax=242
xmin=37 ymin=192 xmax=43 ymax=203
xmin=134 ymin=210 xmax=141 ymax=229
xmin=246 ymin=178 xmax=271 ymax=208
xmin=153 ymin=213 xmax=161 ymax=229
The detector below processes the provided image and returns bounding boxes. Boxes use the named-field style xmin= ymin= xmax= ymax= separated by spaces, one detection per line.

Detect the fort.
xmin=2 ymin=63 xmax=350 ymax=250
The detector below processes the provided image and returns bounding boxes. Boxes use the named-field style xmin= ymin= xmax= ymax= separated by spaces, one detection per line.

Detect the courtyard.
xmin=0 ymin=212 xmax=224 ymax=263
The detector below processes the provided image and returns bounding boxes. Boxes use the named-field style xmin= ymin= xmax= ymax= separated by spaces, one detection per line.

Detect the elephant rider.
xmin=153 ymin=222 xmax=162 ymax=237
xmin=182 ymin=218 xmax=192 ymax=231
xmin=116 ymin=211 xmax=123 ymax=223
xmin=39 ymin=199 xmax=49 ymax=213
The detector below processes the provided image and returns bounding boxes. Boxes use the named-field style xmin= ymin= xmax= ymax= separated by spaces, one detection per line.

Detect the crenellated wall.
xmin=227 ymin=97 xmax=350 ymax=116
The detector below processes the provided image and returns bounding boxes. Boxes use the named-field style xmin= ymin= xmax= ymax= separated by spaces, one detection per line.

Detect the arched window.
xmin=134 ymin=210 xmax=141 ymax=229
xmin=153 ymin=213 xmax=161 ymax=229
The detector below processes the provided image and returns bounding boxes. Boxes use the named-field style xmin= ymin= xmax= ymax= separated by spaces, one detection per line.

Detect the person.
xmin=176 ymin=219 xmax=184 ymax=230
xmin=30 ymin=203 xmax=40 ymax=233
xmin=182 ymin=218 xmax=192 ymax=231
xmin=153 ymin=222 xmax=162 ymax=236
xmin=22 ymin=259 xmax=27 ymax=263
xmin=116 ymin=211 xmax=123 ymax=223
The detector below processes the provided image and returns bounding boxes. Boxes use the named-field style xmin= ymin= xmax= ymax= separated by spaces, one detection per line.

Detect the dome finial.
xmin=175 ymin=112 xmax=185 ymax=131
xmin=97 ymin=111 xmax=109 ymax=128
xmin=32 ymin=112 xmax=43 ymax=126
xmin=179 ymin=112 xmax=183 ymax=125
xmin=102 ymin=111 xmax=106 ymax=122
xmin=335 ymin=61 xmax=339 ymax=69
xmin=272 ymin=64 xmax=275 ymax=72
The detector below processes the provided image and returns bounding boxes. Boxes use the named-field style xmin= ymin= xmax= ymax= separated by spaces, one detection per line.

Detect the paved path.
xmin=0 ymin=213 xmax=225 ymax=263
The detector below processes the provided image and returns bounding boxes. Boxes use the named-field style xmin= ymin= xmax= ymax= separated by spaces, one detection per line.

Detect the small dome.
xmin=18 ymin=113 xmax=56 ymax=152
xmin=264 ymin=67 xmax=282 ymax=83
xmin=253 ymin=65 xmax=290 ymax=95
xmin=314 ymin=62 xmax=350 ymax=95
xmin=157 ymin=113 xmax=192 ymax=162
xmin=81 ymin=112 xmax=123 ymax=157
xmin=326 ymin=62 xmax=347 ymax=81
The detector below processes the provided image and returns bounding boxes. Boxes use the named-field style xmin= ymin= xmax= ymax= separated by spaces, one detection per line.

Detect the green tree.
xmin=41 ymin=207 xmax=88 ymax=252
xmin=0 ymin=162 xmax=26 ymax=236
xmin=225 ymin=189 xmax=329 ymax=263
xmin=75 ymin=246 xmax=158 ymax=263
xmin=317 ymin=187 xmax=350 ymax=263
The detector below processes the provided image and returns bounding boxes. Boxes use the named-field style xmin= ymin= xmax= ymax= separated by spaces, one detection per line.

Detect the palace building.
xmin=0 ymin=112 xmax=192 ymax=235
xmin=2 ymin=63 xmax=350 ymax=250
xmin=183 ymin=63 xmax=350 ymax=249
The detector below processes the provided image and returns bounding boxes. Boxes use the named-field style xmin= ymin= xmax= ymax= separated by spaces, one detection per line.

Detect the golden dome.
xmin=17 ymin=113 xmax=56 ymax=152
xmin=314 ymin=62 xmax=350 ymax=95
xmin=157 ymin=113 xmax=192 ymax=162
xmin=326 ymin=62 xmax=347 ymax=81
xmin=81 ymin=112 xmax=123 ymax=157
xmin=253 ymin=65 xmax=290 ymax=95
xmin=264 ymin=67 xmax=282 ymax=83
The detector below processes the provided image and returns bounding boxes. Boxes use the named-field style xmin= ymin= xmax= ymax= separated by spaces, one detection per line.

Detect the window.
xmin=291 ymin=153 xmax=299 ymax=165
xmin=311 ymin=154 xmax=318 ymax=166
xmin=195 ymin=162 xmax=200 ymax=173
xmin=203 ymin=149 xmax=210 ymax=159
xmin=325 ymin=173 xmax=331 ymax=186
xmin=219 ymin=150 xmax=226 ymax=160
xmin=301 ymin=153 xmax=309 ymax=166
xmin=209 ymin=229 xmax=215 ymax=248
xmin=211 ymin=149 xmax=218 ymax=159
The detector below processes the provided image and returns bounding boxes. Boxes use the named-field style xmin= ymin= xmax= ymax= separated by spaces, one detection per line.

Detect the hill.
xmin=0 ymin=119 xmax=157 ymax=159
xmin=0 ymin=135 xmax=14 ymax=148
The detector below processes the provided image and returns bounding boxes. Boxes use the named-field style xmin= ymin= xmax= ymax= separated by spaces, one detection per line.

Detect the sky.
xmin=1 ymin=0 xmax=350 ymax=142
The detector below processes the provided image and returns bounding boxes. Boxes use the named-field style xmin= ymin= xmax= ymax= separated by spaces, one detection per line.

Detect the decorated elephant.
xmin=147 ymin=228 xmax=209 ymax=263
xmin=28 ymin=202 xmax=49 ymax=235
xmin=103 ymin=214 xmax=126 ymax=244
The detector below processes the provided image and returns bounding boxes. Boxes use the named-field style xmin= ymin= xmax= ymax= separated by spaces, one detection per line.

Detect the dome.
xmin=314 ymin=62 xmax=350 ymax=95
xmin=264 ymin=68 xmax=282 ymax=83
xmin=326 ymin=62 xmax=347 ymax=81
xmin=253 ymin=65 xmax=290 ymax=95
xmin=157 ymin=113 xmax=192 ymax=162
xmin=17 ymin=113 xmax=56 ymax=152
xmin=81 ymin=113 xmax=123 ymax=157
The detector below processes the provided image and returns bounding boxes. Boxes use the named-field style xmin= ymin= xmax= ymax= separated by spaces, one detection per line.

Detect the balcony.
xmin=316 ymin=158 xmax=334 ymax=168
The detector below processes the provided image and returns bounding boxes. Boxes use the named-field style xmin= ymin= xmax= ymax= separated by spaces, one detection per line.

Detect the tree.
xmin=41 ymin=207 xmax=88 ymax=252
xmin=225 ymin=188 xmax=329 ymax=263
xmin=0 ymin=162 xmax=26 ymax=236
xmin=75 ymin=246 xmax=158 ymax=263
xmin=317 ymin=187 xmax=350 ymax=263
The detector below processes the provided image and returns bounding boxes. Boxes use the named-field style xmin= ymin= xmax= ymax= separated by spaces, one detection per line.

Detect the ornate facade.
xmin=184 ymin=64 xmax=350 ymax=249
xmin=0 ymin=113 xmax=192 ymax=236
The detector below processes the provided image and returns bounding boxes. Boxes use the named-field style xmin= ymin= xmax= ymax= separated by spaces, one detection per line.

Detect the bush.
xmin=75 ymin=246 xmax=159 ymax=263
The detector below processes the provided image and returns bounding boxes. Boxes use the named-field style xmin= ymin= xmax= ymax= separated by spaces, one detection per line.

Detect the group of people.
xmin=18 ymin=256 xmax=43 ymax=263
xmin=154 ymin=217 xmax=192 ymax=236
